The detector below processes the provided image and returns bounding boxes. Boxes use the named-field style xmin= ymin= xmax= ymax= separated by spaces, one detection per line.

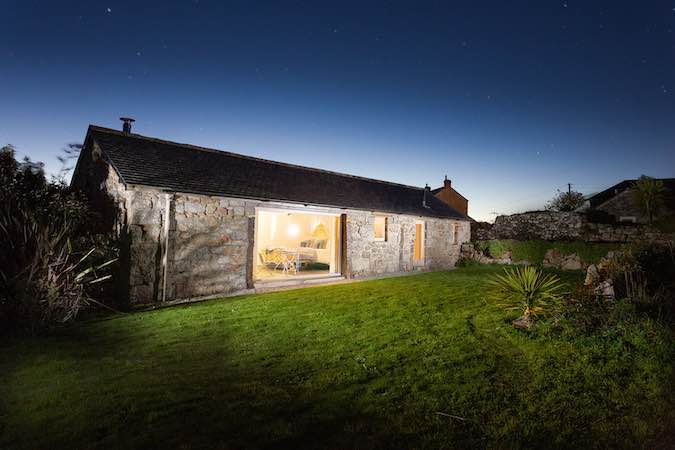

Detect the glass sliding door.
xmin=255 ymin=209 xmax=341 ymax=280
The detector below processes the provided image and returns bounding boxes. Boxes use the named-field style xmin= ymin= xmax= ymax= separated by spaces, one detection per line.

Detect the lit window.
xmin=374 ymin=215 xmax=387 ymax=241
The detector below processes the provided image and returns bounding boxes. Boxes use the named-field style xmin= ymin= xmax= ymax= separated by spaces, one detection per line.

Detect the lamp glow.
xmin=288 ymin=224 xmax=300 ymax=237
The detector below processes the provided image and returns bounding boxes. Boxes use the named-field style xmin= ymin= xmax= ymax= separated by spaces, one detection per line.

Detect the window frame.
xmin=373 ymin=215 xmax=388 ymax=242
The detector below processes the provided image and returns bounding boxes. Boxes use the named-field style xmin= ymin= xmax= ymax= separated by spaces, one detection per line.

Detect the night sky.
xmin=2 ymin=1 xmax=674 ymax=221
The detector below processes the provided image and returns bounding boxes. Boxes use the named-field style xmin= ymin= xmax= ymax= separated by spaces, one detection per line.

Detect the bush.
xmin=0 ymin=145 xmax=117 ymax=333
xmin=560 ymin=243 xmax=675 ymax=334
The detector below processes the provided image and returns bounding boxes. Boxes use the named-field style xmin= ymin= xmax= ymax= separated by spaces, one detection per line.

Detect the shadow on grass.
xmin=0 ymin=300 xmax=422 ymax=449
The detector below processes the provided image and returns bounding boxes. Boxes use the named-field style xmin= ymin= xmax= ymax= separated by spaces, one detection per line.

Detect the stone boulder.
xmin=584 ymin=264 xmax=599 ymax=285
xmin=460 ymin=243 xmax=476 ymax=258
xmin=543 ymin=249 xmax=584 ymax=270
xmin=512 ymin=315 xmax=532 ymax=329
xmin=560 ymin=253 xmax=583 ymax=270
xmin=543 ymin=249 xmax=563 ymax=268
xmin=594 ymin=280 xmax=615 ymax=300
xmin=459 ymin=242 xmax=512 ymax=265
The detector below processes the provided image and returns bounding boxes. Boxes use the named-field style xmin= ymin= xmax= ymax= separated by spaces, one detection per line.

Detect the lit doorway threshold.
xmin=254 ymin=273 xmax=344 ymax=291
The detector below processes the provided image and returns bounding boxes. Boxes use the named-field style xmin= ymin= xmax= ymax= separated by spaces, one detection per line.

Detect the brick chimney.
xmin=120 ymin=117 xmax=135 ymax=134
xmin=435 ymin=176 xmax=469 ymax=216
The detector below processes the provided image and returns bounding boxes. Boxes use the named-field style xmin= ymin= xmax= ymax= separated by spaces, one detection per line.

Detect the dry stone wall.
xmin=473 ymin=211 xmax=674 ymax=243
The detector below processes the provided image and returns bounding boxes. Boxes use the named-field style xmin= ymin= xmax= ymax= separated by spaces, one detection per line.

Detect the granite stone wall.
xmin=344 ymin=211 xmax=469 ymax=278
xmin=127 ymin=197 xmax=470 ymax=304
xmin=473 ymin=211 xmax=674 ymax=243
xmin=123 ymin=189 xmax=258 ymax=303
xmin=170 ymin=194 xmax=253 ymax=300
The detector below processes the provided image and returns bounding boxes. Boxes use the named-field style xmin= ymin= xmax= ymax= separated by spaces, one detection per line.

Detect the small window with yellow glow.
xmin=374 ymin=215 xmax=387 ymax=241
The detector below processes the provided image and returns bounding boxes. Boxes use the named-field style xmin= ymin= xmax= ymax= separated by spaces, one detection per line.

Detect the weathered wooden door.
xmin=413 ymin=222 xmax=424 ymax=265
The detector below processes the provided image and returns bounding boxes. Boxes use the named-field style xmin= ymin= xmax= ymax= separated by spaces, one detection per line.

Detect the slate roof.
xmin=82 ymin=126 xmax=469 ymax=220
xmin=587 ymin=178 xmax=675 ymax=209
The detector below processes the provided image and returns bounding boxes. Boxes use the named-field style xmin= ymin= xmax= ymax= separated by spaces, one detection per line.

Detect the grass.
xmin=475 ymin=239 xmax=626 ymax=265
xmin=1 ymin=266 xmax=673 ymax=449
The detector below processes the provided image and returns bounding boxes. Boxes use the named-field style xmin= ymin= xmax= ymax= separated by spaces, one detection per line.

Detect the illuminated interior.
xmin=374 ymin=216 xmax=386 ymax=241
xmin=255 ymin=209 xmax=340 ymax=279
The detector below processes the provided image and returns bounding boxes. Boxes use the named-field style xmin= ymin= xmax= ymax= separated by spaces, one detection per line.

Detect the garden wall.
xmin=472 ymin=211 xmax=675 ymax=243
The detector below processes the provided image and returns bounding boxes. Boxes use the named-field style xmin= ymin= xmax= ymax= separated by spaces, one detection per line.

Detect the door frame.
xmin=413 ymin=220 xmax=425 ymax=266
xmin=252 ymin=205 xmax=343 ymax=280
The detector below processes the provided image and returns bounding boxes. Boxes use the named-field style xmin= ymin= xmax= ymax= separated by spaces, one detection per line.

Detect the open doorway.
xmin=254 ymin=208 xmax=341 ymax=280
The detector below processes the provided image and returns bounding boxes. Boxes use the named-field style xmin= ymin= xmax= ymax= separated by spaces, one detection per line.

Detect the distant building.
xmin=578 ymin=178 xmax=675 ymax=224
xmin=431 ymin=176 xmax=469 ymax=216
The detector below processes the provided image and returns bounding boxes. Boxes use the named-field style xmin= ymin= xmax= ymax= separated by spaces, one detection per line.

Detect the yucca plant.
xmin=487 ymin=266 xmax=566 ymax=325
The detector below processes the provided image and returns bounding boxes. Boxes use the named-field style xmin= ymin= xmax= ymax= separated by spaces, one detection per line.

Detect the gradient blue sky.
xmin=2 ymin=1 xmax=674 ymax=221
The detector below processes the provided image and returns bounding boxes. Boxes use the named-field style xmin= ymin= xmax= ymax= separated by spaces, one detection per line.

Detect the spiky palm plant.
xmin=486 ymin=266 xmax=566 ymax=317
xmin=631 ymin=175 xmax=666 ymax=226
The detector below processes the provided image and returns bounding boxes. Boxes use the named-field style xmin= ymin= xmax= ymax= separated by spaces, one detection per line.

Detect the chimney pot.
xmin=444 ymin=175 xmax=451 ymax=189
xmin=120 ymin=117 xmax=135 ymax=134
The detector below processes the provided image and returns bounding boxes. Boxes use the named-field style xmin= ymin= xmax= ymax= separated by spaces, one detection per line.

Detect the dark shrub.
xmin=584 ymin=209 xmax=616 ymax=224
xmin=560 ymin=243 xmax=675 ymax=334
xmin=628 ymin=243 xmax=675 ymax=321
xmin=0 ymin=145 xmax=117 ymax=333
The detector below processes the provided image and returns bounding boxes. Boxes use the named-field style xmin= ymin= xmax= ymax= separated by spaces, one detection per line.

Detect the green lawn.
xmin=1 ymin=267 xmax=673 ymax=449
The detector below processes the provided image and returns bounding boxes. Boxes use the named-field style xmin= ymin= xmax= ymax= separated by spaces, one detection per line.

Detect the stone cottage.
xmin=71 ymin=121 xmax=471 ymax=304
xmin=578 ymin=178 xmax=675 ymax=224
